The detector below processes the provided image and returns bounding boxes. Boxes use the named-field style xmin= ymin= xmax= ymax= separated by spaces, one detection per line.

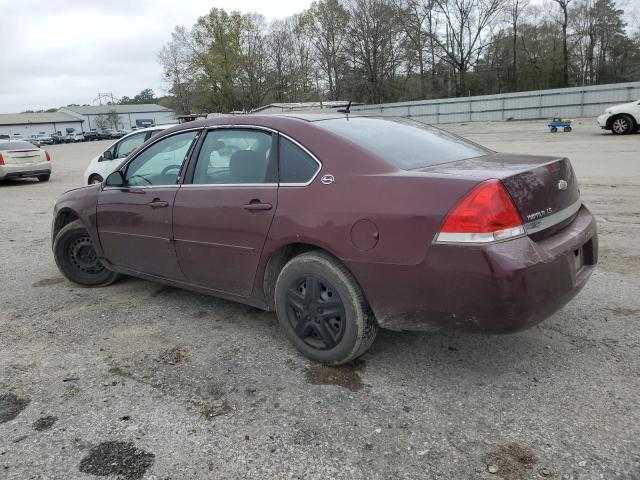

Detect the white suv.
xmin=597 ymin=100 xmax=640 ymax=135
xmin=83 ymin=125 xmax=175 ymax=184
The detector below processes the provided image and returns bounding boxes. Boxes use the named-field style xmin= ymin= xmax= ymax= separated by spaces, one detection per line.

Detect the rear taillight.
xmin=44 ymin=150 xmax=51 ymax=161
xmin=434 ymin=179 xmax=525 ymax=244
xmin=0 ymin=153 xmax=4 ymax=166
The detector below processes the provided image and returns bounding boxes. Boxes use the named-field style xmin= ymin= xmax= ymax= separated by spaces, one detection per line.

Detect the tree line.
xmin=158 ymin=0 xmax=640 ymax=114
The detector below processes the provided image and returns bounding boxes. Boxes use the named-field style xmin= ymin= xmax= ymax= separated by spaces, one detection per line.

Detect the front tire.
xmin=53 ymin=220 xmax=119 ymax=287
xmin=275 ymin=251 xmax=377 ymax=365
xmin=88 ymin=174 xmax=103 ymax=185
xmin=611 ymin=114 xmax=635 ymax=135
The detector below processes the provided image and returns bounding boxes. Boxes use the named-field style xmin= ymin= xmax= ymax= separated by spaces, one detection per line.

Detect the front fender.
xmin=52 ymin=184 xmax=103 ymax=256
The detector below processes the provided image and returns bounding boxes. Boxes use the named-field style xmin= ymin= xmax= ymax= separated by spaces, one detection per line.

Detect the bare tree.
xmin=106 ymin=110 xmax=122 ymax=130
xmin=303 ymin=0 xmax=350 ymax=99
xmin=345 ymin=0 xmax=402 ymax=103
xmin=158 ymin=26 xmax=194 ymax=114
xmin=551 ymin=0 xmax=572 ymax=86
xmin=94 ymin=114 xmax=108 ymax=131
xmin=506 ymin=0 xmax=529 ymax=90
xmin=432 ymin=0 xmax=506 ymax=95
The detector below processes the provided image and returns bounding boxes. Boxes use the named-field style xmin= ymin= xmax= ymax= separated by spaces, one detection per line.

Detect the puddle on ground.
xmin=33 ymin=415 xmax=58 ymax=431
xmin=32 ymin=277 xmax=64 ymax=287
xmin=486 ymin=443 xmax=537 ymax=480
xmin=0 ymin=393 xmax=30 ymax=424
xmin=78 ymin=441 xmax=155 ymax=480
xmin=305 ymin=360 xmax=365 ymax=392
xmin=158 ymin=346 xmax=191 ymax=365
xmin=607 ymin=307 xmax=640 ymax=317
xmin=202 ymin=400 xmax=231 ymax=420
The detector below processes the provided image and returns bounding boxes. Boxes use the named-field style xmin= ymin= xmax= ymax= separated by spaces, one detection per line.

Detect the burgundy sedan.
xmin=52 ymin=114 xmax=597 ymax=364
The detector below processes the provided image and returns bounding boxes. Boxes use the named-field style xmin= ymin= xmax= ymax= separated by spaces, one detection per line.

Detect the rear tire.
xmin=611 ymin=114 xmax=634 ymax=135
xmin=38 ymin=174 xmax=50 ymax=182
xmin=564 ymin=126 xmax=572 ymax=132
xmin=275 ymin=251 xmax=377 ymax=365
xmin=53 ymin=220 xmax=119 ymax=287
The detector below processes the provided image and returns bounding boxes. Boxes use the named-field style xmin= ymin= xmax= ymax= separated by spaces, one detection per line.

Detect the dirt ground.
xmin=1 ymin=118 xmax=639 ymax=480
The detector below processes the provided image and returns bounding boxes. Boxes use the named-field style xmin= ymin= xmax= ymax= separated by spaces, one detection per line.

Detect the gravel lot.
xmin=1 ymin=119 xmax=639 ymax=480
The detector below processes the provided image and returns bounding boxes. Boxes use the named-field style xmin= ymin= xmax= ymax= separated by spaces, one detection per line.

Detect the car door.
xmin=97 ymin=129 xmax=200 ymax=279
xmin=173 ymin=127 xmax=278 ymax=296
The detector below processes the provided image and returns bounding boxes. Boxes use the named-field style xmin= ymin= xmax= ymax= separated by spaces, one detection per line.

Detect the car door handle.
xmin=243 ymin=201 xmax=273 ymax=211
xmin=147 ymin=199 xmax=169 ymax=209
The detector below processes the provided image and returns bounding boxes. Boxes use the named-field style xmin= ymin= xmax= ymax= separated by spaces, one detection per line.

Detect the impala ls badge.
xmin=558 ymin=179 xmax=568 ymax=190
xmin=321 ymin=174 xmax=335 ymax=185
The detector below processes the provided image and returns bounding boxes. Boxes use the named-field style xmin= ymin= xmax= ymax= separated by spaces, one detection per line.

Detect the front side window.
xmin=115 ymin=132 xmax=147 ymax=159
xmin=279 ymin=137 xmax=319 ymax=184
xmin=125 ymin=130 xmax=198 ymax=186
xmin=192 ymin=129 xmax=274 ymax=184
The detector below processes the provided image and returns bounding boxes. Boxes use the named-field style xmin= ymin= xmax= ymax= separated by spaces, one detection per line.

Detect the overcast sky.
xmin=0 ymin=0 xmax=313 ymax=113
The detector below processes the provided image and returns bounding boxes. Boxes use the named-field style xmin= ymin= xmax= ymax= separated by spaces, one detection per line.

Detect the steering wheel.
xmin=161 ymin=165 xmax=181 ymax=176
xmin=128 ymin=174 xmax=152 ymax=185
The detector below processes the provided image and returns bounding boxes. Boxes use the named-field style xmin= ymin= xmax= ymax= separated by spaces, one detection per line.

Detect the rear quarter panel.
xmin=254 ymin=119 xmax=483 ymax=304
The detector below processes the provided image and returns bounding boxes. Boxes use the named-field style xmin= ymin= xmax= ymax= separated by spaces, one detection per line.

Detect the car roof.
xmin=119 ymin=124 xmax=176 ymax=140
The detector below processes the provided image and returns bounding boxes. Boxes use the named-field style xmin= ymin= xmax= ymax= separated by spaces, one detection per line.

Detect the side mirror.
xmin=105 ymin=171 xmax=125 ymax=187
xmin=102 ymin=150 xmax=113 ymax=161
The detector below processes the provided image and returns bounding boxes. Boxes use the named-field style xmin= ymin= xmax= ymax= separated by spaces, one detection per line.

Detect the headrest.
xmin=229 ymin=150 xmax=264 ymax=183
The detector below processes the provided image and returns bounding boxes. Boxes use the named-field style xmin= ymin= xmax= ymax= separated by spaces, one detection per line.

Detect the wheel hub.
xmin=68 ymin=236 xmax=104 ymax=274
xmin=286 ymin=275 xmax=346 ymax=350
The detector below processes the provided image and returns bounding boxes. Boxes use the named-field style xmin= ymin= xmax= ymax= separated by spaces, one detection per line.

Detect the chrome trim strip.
xmin=181 ymin=183 xmax=277 ymax=188
xmin=524 ymin=198 xmax=582 ymax=234
xmin=434 ymin=226 xmax=526 ymax=245
xmin=104 ymin=124 xmax=324 ymax=189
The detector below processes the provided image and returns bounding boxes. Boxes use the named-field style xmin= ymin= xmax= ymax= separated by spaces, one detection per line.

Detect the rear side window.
xmin=279 ymin=137 xmax=319 ymax=184
xmin=314 ymin=117 xmax=489 ymax=169
xmin=0 ymin=141 xmax=36 ymax=150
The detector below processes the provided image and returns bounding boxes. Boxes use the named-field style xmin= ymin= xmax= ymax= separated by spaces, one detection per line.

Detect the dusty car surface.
xmin=51 ymin=114 xmax=598 ymax=364
xmin=0 ymin=140 xmax=51 ymax=182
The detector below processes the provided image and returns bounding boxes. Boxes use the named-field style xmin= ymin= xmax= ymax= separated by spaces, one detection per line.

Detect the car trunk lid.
xmin=419 ymin=153 xmax=581 ymax=238
xmin=4 ymin=149 xmax=43 ymax=165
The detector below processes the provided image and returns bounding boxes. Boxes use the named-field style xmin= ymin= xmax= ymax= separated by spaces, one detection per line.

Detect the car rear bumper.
xmin=0 ymin=162 xmax=51 ymax=179
xmin=352 ymin=205 xmax=598 ymax=333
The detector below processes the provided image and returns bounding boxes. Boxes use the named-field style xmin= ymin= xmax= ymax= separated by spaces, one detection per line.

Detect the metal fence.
xmin=350 ymin=81 xmax=640 ymax=124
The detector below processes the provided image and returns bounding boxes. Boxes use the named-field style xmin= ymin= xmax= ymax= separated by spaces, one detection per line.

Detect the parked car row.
xmin=1 ymin=129 xmax=132 ymax=147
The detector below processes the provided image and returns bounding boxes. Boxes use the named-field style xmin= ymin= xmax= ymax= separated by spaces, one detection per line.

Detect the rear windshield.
xmin=314 ymin=117 xmax=489 ymax=169
xmin=0 ymin=141 xmax=37 ymax=150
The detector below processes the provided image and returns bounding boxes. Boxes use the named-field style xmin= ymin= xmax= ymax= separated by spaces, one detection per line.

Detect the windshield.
xmin=314 ymin=117 xmax=490 ymax=169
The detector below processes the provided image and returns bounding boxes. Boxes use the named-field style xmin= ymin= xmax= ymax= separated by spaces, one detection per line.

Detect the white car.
xmin=68 ymin=133 xmax=85 ymax=142
xmin=83 ymin=125 xmax=175 ymax=184
xmin=0 ymin=140 xmax=51 ymax=182
xmin=596 ymin=100 xmax=640 ymax=135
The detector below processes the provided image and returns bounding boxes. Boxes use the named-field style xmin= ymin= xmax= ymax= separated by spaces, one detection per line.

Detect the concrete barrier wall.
xmin=350 ymin=81 xmax=640 ymax=123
